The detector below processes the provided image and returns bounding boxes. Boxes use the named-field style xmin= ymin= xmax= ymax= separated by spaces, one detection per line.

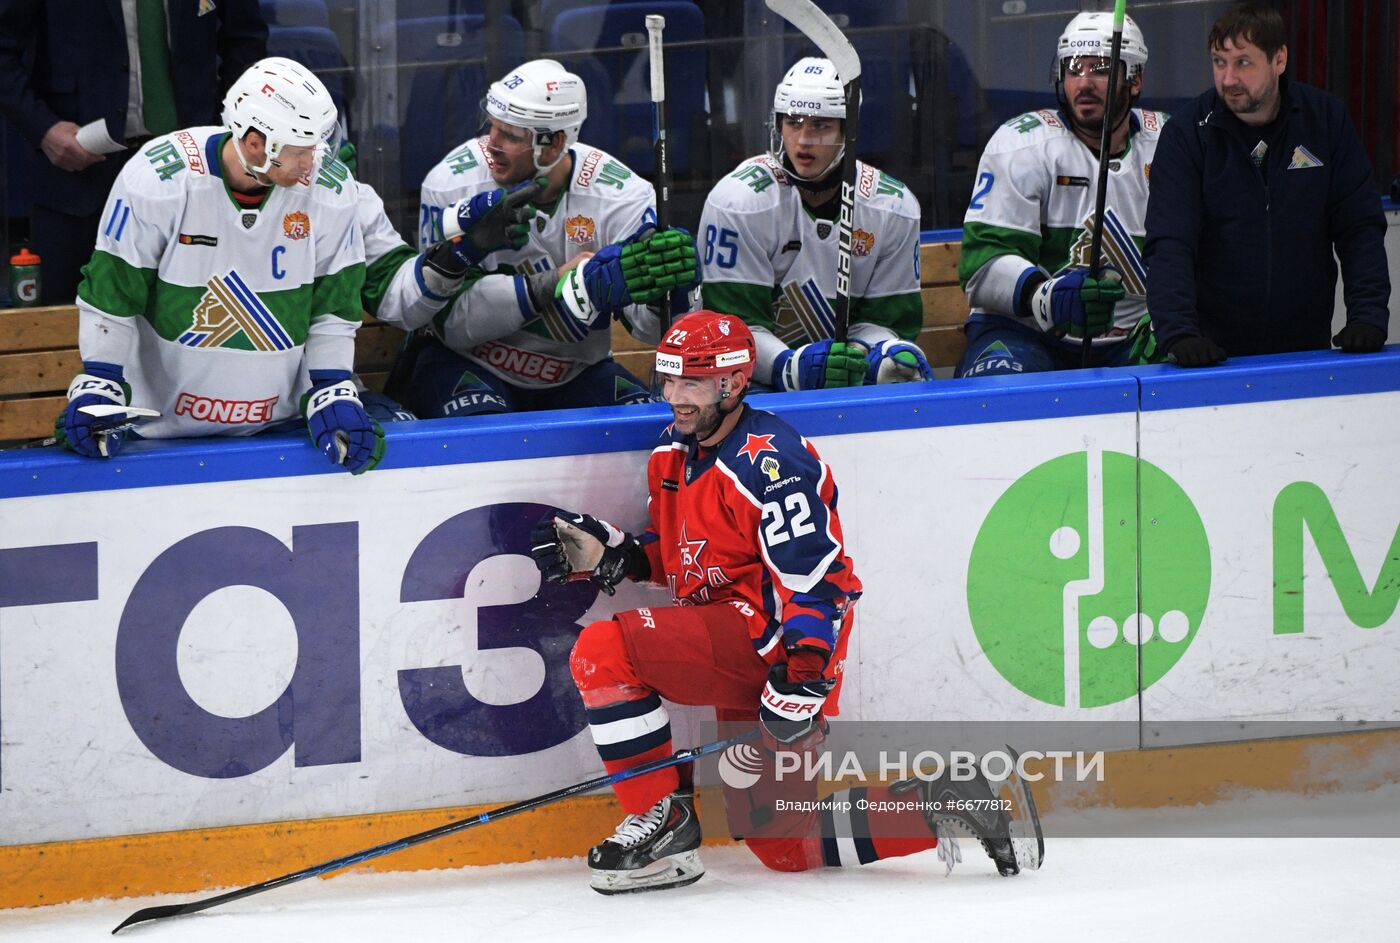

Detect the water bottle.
xmin=9 ymin=247 xmax=41 ymax=307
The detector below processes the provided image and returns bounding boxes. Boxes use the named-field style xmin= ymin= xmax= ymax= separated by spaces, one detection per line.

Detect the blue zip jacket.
xmin=1144 ymin=79 xmax=1389 ymax=356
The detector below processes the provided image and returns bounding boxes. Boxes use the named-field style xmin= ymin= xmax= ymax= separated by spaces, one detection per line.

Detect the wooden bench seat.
xmin=0 ymin=241 xmax=968 ymax=444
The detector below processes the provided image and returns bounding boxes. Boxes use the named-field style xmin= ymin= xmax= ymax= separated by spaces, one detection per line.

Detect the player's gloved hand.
xmin=54 ymin=362 xmax=134 ymax=458
xmin=425 ymin=177 xmax=545 ymax=281
xmin=1030 ymin=267 xmax=1124 ymax=339
xmin=557 ymin=227 xmax=699 ymax=323
xmin=864 ymin=339 xmax=934 ymax=384
xmin=759 ymin=646 xmax=836 ymax=752
xmin=300 ymin=373 xmax=386 ymax=474
xmin=772 ymin=339 xmax=870 ymax=391
xmin=530 ymin=510 xmax=651 ymax=596
xmin=1332 ymin=322 xmax=1386 ymax=354
xmin=1166 ymin=335 xmax=1228 ymax=367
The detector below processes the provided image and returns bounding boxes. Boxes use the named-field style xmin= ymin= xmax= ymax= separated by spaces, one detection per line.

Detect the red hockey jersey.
xmin=638 ymin=404 xmax=862 ymax=695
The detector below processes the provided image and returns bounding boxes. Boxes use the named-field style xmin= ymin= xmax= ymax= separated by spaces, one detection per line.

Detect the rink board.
xmin=3 ymin=349 xmax=1400 ymax=904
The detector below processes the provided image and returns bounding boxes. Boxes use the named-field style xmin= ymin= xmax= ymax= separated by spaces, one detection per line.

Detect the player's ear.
xmin=241 ymin=128 xmax=267 ymax=159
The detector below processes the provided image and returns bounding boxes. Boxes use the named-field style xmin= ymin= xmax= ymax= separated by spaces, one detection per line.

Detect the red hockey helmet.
xmin=655 ymin=310 xmax=756 ymax=380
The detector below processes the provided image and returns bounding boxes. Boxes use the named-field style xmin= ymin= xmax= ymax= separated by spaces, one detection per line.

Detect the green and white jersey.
xmin=698 ymin=155 xmax=922 ymax=386
xmin=418 ymin=139 xmax=657 ymax=389
xmin=960 ymin=107 xmax=1167 ymax=342
xmin=358 ymin=179 xmax=442 ymax=331
xmin=76 ymin=127 xmax=366 ymax=438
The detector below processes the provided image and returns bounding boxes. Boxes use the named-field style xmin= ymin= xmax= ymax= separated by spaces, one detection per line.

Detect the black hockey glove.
xmin=1166 ymin=335 xmax=1227 ymax=368
xmin=758 ymin=647 xmax=835 ymax=752
xmin=1332 ymin=322 xmax=1386 ymax=354
xmin=530 ymin=510 xmax=650 ymax=596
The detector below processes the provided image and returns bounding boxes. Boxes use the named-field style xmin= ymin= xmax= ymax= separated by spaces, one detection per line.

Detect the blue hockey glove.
xmin=423 ymin=177 xmax=545 ymax=288
xmin=864 ymin=339 xmax=934 ymax=383
xmin=772 ymin=339 xmax=870 ymax=391
xmin=1030 ymin=267 xmax=1124 ymax=339
xmin=54 ymin=362 xmax=134 ymax=458
xmin=300 ymin=373 xmax=385 ymax=474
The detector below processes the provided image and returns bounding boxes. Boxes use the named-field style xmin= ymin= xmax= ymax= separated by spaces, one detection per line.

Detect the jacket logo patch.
xmin=1287 ymin=145 xmax=1323 ymax=170
xmin=178 ymin=233 xmax=219 ymax=247
xmin=565 ymin=214 xmax=597 ymax=245
xmin=1056 ymin=175 xmax=1091 ymax=187
xmin=852 ymin=228 xmax=875 ymax=257
xmin=282 ymin=211 xmax=311 ymax=240
xmin=180 ymin=270 xmax=295 ymax=352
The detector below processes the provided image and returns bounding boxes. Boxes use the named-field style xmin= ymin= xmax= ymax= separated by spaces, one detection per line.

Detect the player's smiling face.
xmin=662 ymin=375 xmax=722 ymax=436
xmin=780 ymin=115 xmax=842 ymax=179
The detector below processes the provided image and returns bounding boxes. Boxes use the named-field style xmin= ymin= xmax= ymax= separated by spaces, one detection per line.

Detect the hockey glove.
xmin=423 ymin=177 xmax=544 ymax=293
xmin=556 ymin=227 xmax=699 ymax=325
xmin=300 ymin=373 xmax=386 ymax=474
xmin=759 ymin=647 xmax=836 ymax=752
xmin=772 ymin=339 xmax=870 ymax=391
xmin=1030 ymin=267 xmax=1124 ymax=339
xmin=1166 ymin=335 xmax=1228 ymax=368
xmin=1332 ymin=322 xmax=1386 ymax=354
xmin=530 ymin=510 xmax=650 ymax=596
xmin=54 ymin=362 xmax=134 ymax=458
xmin=864 ymin=339 xmax=934 ymax=384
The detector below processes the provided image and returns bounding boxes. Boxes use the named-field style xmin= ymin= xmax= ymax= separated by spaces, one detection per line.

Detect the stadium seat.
xmin=544 ymin=2 xmax=706 ymax=175
xmin=397 ymin=14 xmax=525 ymax=195
xmin=266 ymin=26 xmax=351 ymax=120
xmin=259 ymin=0 xmax=330 ymax=29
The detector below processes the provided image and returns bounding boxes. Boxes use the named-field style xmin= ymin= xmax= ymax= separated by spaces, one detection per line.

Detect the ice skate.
xmin=588 ymin=791 xmax=705 ymax=895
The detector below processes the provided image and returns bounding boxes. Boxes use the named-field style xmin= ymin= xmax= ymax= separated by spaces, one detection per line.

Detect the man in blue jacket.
xmin=1144 ymin=3 xmax=1389 ymax=366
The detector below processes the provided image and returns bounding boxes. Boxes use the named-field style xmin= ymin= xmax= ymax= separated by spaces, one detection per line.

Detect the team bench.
xmin=0 ymin=241 xmax=968 ymax=446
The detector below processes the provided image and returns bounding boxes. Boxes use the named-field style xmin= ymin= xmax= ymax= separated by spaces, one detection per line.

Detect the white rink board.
xmin=3 ymin=353 xmax=1399 ymax=845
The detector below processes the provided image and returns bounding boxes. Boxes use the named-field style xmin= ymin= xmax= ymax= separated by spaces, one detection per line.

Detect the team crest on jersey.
xmin=1067 ymin=208 xmax=1147 ymax=297
xmin=241 ymin=212 xmax=258 ymax=230
xmin=775 ymin=278 xmax=838 ymax=345
xmin=677 ymin=522 xmax=708 ymax=584
xmin=179 ymin=270 xmax=295 ymax=351
xmin=738 ymin=433 xmax=778 ymax=464
xmin=565 ymin=214 xmax=597 ymax=245
xmin=816 ymin=221 xmax=833 ymax=240
xmin=535 ymin=216 xmax=548 ymax=234
xmin=852 ymin=229 xmax=875 ymax=257
xmin=282 ymin=211 xmax=311 ymax=240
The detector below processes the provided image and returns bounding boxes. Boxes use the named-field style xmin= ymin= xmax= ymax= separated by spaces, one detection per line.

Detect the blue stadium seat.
xmin=395 ymin=0 xmax=484 ymax=21
xmin=981 ymin=0 xmax=1066 ymax=118
xmin=398 ymin=15 xmax=525 ymax=194
xmin=544 ymin=2 xmax=705 ymax=175
xmin=776 ymin=0 xmax=912 ymax=159
xmin=259 ymin=0 xmax=330 ymax=29
xmin=266 ymin=26 xmax=351 ymax=120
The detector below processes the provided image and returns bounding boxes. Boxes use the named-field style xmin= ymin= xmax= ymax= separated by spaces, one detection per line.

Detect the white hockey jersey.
xmin=358 ymin=179 xmax=444 ymax=331
xmin=417 ymin=139 xmax=658 ymax=389
xmin=961 ymin=108 xmax=1168 ymax=341
xmin=698 ymin=155 xmax=922 ymax=385
xmin=75 ymin=127 xmax=365 ymax=438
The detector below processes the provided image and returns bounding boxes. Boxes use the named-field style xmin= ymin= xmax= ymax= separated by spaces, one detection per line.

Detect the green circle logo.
xmin=968 ymin=451 xmax=1211 ymax=708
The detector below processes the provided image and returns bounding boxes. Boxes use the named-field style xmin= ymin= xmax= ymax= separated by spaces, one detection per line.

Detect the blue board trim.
xmin=1136 ymin=348 xmax=1400 ymax=410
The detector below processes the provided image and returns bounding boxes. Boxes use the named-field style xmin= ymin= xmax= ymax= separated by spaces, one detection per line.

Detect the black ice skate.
xmin=588 ymin=791 xmax=705 ymax=895
xmin=893 ymin=752 xmax=1038 ymax=877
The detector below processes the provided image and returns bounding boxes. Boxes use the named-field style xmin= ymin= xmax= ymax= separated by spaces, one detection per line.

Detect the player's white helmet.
xmin=223 ymin=57 xmax=338 ymax=184
xmin=769 ymin=57 xmax=846 ymax=183
xmin=483 ymin=59 xmax=587 ymax=174
xmin=1055 ymin=12 xmax=1149 ymax=82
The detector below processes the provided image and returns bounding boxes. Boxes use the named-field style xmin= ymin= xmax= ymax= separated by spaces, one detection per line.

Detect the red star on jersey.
xmin=737 ymin=433 xmax=777 ymax=464
xmin=677 ymin=521 xmax=708 ymax=584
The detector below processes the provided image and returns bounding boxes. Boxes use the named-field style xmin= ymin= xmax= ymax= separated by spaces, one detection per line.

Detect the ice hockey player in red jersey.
xmin=532 ymin=310 xmax=1029 ymax=894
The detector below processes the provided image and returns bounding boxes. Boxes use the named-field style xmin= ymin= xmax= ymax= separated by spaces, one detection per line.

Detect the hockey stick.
xmin=11 ymin=405 xmax=160 ymax=451
xmin=646 ymin=13 xmax=672 ymax=334
xmin=1082 ymin=0 xmax=1127 ymax=368
xmin=764 ymin=0 xmax=861 ymax=344
xmin=112 ymin=731 xmax=757 ymax=934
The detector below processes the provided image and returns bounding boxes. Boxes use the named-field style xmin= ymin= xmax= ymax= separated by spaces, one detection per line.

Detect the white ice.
xmin=4 ymin=787 xmax=1399 ymax=941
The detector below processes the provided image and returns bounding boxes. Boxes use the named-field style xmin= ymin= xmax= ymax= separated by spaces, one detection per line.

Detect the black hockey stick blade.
xmin=112 ymin=730 xmax=757 ymax=933
xmin=1000 ymin=744 xmax=1045 ymax=871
